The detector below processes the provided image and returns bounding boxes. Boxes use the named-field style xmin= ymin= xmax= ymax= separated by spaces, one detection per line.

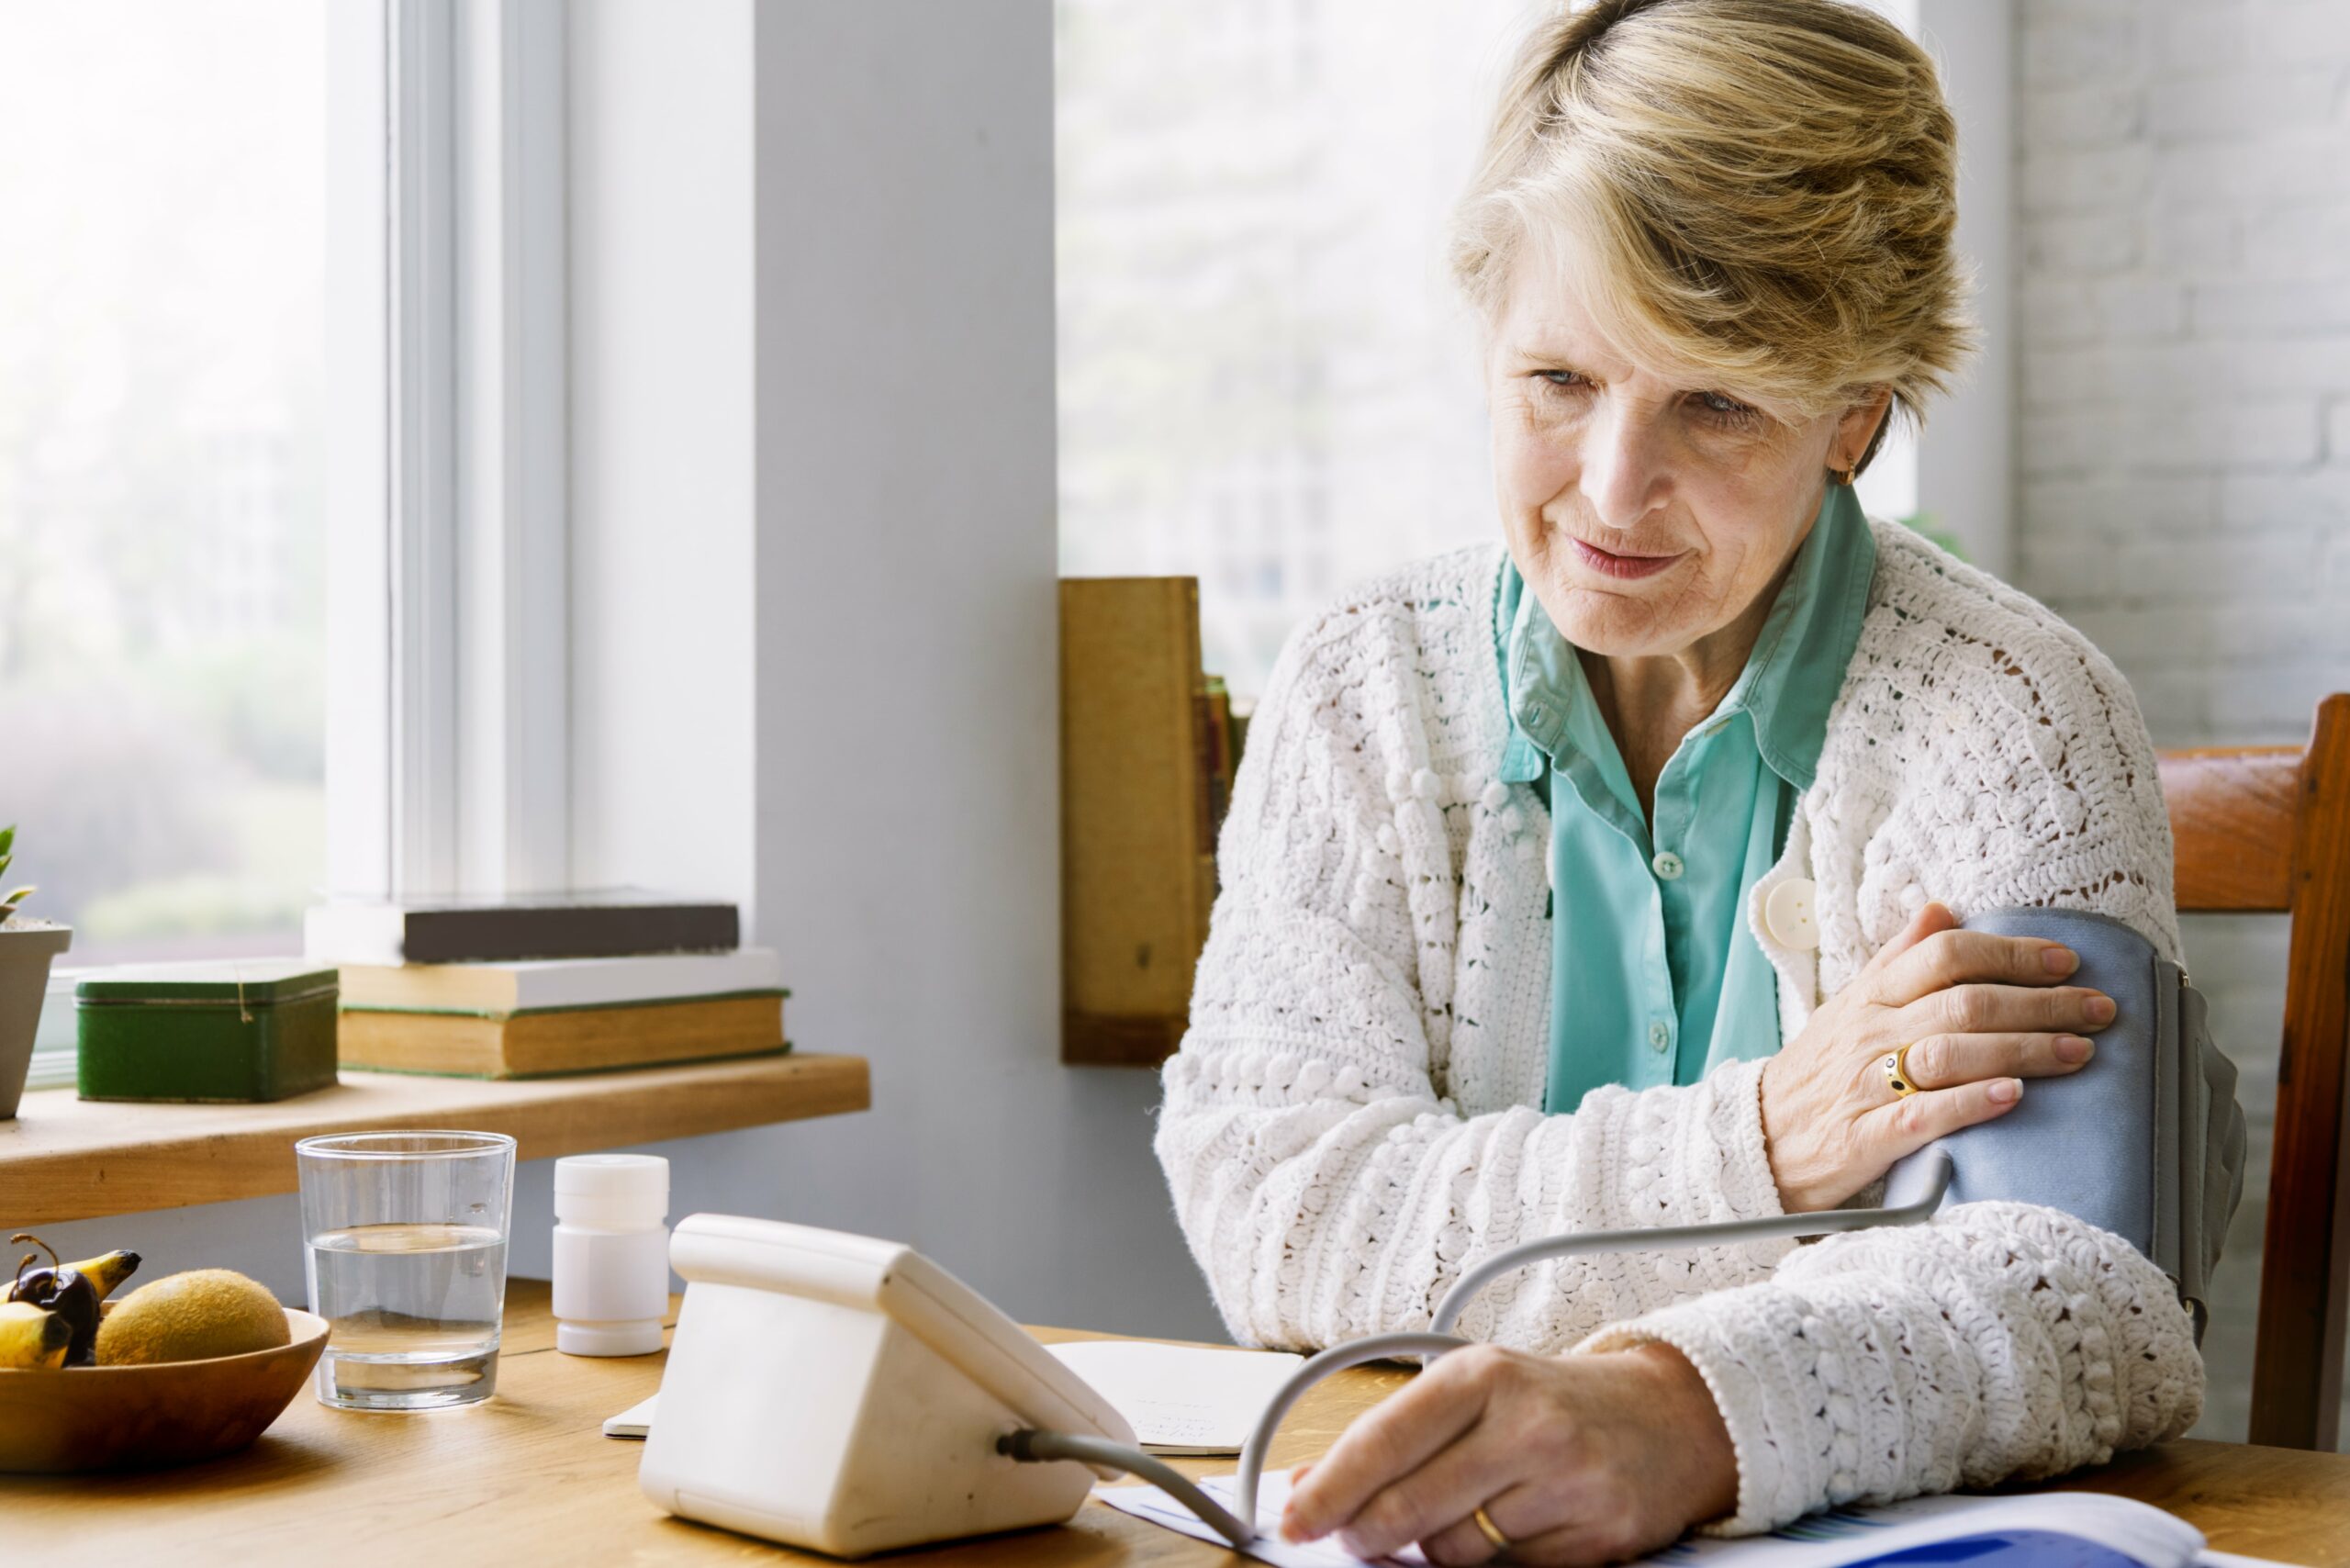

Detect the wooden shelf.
xmin=0 ymin=1053 xmax=870 ymax=1227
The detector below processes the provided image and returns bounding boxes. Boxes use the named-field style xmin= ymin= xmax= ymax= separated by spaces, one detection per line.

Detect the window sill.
xmin=0 ymin=1053 xmax=869 ymax=1226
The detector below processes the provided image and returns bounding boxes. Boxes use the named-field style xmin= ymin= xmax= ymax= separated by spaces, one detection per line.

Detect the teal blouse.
xmin=1494 ymin=486 xmax=1877 ymax=1114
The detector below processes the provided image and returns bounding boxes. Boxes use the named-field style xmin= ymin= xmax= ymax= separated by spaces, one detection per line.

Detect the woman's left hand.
xmin=1280 ymin=1341 xmax=1738 ymax=1565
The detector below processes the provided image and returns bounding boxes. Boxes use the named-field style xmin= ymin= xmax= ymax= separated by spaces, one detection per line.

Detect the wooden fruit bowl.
xmin=0 ymin=1306 xmax=328 ymax=1473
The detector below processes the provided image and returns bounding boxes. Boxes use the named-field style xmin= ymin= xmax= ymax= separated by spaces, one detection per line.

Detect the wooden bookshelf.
xmin=0 ymin=1052 xmax=869 ymax=1227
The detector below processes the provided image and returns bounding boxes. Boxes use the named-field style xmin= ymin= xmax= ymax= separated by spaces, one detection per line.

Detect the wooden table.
xmin=0 ymin=1053 xmax=870 ymax=1226
xmin=17 ymin=1281 xmax=2346 ymax=1565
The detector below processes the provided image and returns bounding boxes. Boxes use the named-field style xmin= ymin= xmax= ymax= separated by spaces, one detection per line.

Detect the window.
xmin=1056 ymin=0 xmax=1518 ymax=697
xmin=1 ymin=0 xmax=571 ymax=946
xmin=0 ymin=0 xmax=327 ymax=967
xmin=6 ymin=0 xmax=571 ymax=1087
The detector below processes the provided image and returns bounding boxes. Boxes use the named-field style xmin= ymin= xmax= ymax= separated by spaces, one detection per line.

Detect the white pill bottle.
xmin=552 ymin=1152 xmax=670 ymax=1356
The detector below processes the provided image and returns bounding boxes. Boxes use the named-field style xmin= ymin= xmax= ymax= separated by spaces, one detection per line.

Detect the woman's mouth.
xmin=1571 ymin=537 xmax=1684 ymax=580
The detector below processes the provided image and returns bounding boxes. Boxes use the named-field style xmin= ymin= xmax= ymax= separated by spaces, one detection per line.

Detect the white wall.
xmin=718 ymin=0 xmax=1218 ymax=1338
xmin=2013 ymin=0 xmax=2350 ymax=1442
xmin=561 ymin=0 xmax=1218 ymax=1337
xmin=568 ymin=0 xmax=758 ymax=921
xmin=559 ymin=0 xmax=1221 ymax=1337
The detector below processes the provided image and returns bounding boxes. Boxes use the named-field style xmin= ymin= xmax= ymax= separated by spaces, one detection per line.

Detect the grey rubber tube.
xmin=1431 ymin=1147 xmax=1954 ymax=1335
xmin=1228 ymin=1148 xmax=1953 ymax=1527
xmin=1001 ymin=1428 xmax=1258 ymax=1550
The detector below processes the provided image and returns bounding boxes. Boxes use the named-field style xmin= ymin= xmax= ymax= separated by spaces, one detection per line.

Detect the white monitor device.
xmin=640 ymin=1214 xmax=1136 ymax=1559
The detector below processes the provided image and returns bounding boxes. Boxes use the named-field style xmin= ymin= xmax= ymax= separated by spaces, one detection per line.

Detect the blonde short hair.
xmin=1451 ymin=0 xmax=1974 ymax=452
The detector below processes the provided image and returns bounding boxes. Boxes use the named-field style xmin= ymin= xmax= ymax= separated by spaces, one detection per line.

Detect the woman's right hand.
xmin=1759 ymin=901 xmax=2115 ymax=1213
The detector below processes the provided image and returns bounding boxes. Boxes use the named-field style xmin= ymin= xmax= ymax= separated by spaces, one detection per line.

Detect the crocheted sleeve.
xmin=1582 ymin=1201 xmax=2202 ymax=1534
xmin=1154 ymin=601 xmax=1790 ymax=1352
xmin=1812 ymin=526 xmax=2184 ymax=996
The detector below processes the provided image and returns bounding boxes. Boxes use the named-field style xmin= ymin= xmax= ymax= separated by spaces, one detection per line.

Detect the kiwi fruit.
xmin=95 ymin=1269 xmax=290 ymax=1365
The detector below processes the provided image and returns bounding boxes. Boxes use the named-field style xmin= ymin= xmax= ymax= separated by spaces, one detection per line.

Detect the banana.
xmin=0 ymin=1301 xmax=69 ymax=1371
xmin=9 ymin=1232 xmax=115 ymax=1364
xmin=63 ymin=1249 xmax=140 ymax=1302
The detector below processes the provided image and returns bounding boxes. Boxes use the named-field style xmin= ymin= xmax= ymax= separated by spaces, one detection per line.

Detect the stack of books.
xmin=304 ymin=892 xmax=785 ymax=1080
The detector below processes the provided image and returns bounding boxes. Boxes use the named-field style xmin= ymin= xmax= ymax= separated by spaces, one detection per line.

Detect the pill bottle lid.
xmin=554 ymin=1152 xmax=668 ymax=1226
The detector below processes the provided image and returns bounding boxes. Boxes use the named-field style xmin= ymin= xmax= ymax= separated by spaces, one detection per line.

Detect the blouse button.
xmin=1651 ymin=850 xmax=1684 ymax=881
xmin=1763 ymin=878 xmax=1821 ymax=951
xmin=1648 ymin=1020 xmax=1672 ymax=1052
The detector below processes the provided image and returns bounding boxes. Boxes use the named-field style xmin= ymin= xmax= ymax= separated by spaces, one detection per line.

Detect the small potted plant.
xmin=0 ymin=826 xmax=71 ymax=1118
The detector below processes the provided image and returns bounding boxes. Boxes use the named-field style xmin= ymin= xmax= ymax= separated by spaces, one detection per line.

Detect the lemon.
xmin=94 ymin=1269 xmax=290 ymax=1365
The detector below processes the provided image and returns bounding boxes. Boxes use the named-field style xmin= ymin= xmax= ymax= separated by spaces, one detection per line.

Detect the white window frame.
xmin=327 ymin=0 xmax=572 ymax=904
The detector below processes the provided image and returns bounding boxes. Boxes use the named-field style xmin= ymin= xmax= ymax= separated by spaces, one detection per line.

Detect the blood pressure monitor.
xmin=640 ymin=1214 xmax=1134 ymax=1558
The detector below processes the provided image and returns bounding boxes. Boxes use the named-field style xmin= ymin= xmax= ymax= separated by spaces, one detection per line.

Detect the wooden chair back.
xmin=2158 ymin=693 xmax=2350 ymax=1450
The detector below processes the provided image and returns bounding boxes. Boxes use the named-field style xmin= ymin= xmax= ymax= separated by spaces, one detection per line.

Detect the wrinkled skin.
xmin=1282 ymin=1342 xmax=1734 ymax=1564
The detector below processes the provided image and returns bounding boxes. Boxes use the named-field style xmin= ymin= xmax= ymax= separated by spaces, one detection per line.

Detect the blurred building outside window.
xmin=0 ymin=0 xmax=326 ymax=970
xmin=1054 ymin=0 xmax=1922 ymax=701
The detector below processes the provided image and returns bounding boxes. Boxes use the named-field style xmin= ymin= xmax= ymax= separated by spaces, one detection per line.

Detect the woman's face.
xmin=1487 ymin=271 xmax=1887 ymax=662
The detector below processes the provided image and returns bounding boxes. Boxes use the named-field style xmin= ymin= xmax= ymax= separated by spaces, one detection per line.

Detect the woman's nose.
xmin=1577 ymin=409 xmax=1667 ymax=531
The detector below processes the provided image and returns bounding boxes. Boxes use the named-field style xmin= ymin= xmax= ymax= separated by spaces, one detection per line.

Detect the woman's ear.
xmin=1836 ymin=388 xmax=1897 ymax=477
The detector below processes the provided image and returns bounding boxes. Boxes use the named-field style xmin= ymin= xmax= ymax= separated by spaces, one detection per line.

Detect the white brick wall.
xmin=2016 ymin=0 xmax=2350 ymax=1444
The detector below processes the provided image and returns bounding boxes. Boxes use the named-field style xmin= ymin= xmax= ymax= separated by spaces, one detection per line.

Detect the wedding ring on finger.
xmin=1883 ymin=1041 xmax=1922 ymax=1098
xmin=1472 ymin=1504 xmax=1512 ymax=1552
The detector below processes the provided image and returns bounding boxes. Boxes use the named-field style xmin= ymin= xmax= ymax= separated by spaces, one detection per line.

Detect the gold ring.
xmin=1472 ymin=1504 xmax=1511 ymax=1552
xmin=1883 ymin=1041 xmax=1921 ymax=1098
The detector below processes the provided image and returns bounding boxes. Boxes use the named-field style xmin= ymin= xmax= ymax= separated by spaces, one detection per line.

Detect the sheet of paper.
xmin=1046 ymin=1339 xmax=1303 ymax=1454
xmin=601 ymin=1393 xmax=657 ymax=1439
xmin=1096 ymin=1473 xmax=2211 ymax=1568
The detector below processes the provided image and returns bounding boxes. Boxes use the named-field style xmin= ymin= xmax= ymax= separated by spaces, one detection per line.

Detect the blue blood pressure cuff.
xmin=1884 ymin=908 xmax=2248 ymax=1335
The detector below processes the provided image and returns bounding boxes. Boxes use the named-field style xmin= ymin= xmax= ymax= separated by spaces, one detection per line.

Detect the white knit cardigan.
xmin=1154 ymin=520 xmax=2203 ymax=1535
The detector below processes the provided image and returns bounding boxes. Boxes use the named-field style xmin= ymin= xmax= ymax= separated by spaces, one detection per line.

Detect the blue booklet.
xmin=1099 ymin=1473 xmax=2287 ymax=1568
xmin=1650 ymin=1493 xmax=2225 ymax=1568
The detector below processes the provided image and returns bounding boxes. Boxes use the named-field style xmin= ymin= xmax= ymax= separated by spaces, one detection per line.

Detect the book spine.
xmin=398 ymin=904 xmax=742 ymax=964
xmin=1191 ymin=682 xmax=1219 ymax=874
xmin=1204 ymin=677 xmax=1235 ymax=851
xmin=340 ymin=988 xmax=789 ymax=1021
xmin=1180 ymin=581 xmax=1214 ymax=957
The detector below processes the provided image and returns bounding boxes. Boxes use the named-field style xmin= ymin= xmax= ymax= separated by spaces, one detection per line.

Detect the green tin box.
xmin=77 ymin=960 xmax=341 ymax=1103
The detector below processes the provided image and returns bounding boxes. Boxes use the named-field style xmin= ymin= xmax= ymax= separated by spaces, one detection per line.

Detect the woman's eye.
xmin=1535 ymin=369 xmax=1589 ymax=390
xmin=1694 ymin=390 xmax=1757 ymax=421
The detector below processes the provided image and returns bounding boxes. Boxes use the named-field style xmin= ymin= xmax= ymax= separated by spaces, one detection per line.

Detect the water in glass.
xmin=307 ymin=1221 xmax=508 ymax=1410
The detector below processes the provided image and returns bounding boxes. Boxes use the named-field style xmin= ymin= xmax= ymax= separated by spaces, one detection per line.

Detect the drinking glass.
xmin=296 ymin=1129 xmax=517 ymax=1410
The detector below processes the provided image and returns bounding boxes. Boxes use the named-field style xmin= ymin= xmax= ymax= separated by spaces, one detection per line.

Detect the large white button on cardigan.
xmin=1154 ymin=521 xmax=2202 ymax=1535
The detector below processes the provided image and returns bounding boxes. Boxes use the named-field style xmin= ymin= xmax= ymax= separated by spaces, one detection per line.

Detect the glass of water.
xmin=296 ymin=1129 xmax=516 ymax=1411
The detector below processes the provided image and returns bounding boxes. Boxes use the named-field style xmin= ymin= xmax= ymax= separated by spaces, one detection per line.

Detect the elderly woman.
xmin=1154 ymin=1 xmax=2214 ymax=1562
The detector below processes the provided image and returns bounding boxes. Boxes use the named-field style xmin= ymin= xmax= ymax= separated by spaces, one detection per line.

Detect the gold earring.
xmin=1830 ymin=463 xmax=1855 ymax=487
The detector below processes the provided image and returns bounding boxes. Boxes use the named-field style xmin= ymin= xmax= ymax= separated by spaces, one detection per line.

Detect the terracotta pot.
xmin=0 ymin=917 xmax=72 ymax=1118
